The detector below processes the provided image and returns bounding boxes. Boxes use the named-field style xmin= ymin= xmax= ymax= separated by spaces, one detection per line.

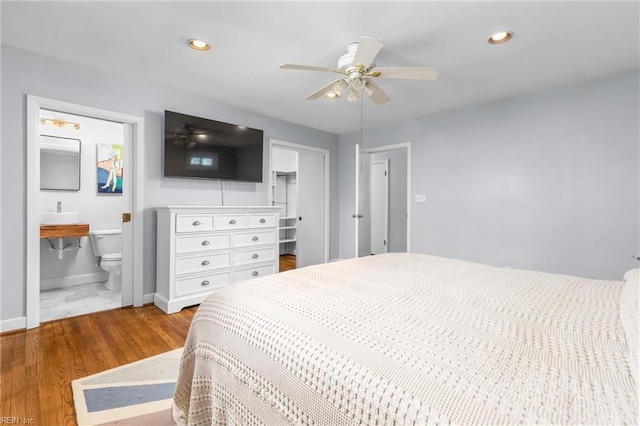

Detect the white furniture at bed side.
xmin=154 ymin=206 xmax=280 ymax=314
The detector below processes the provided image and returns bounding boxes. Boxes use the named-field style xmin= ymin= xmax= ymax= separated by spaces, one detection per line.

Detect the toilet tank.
xmin=90 ymin=228 xmax=122 ymax=257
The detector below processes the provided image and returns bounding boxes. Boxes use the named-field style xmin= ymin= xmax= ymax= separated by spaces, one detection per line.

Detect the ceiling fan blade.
xmin=352 ymin=36 xmax=384 ymax=69
xmin=306 ymin=78 xmax=346 ymax=100
xmin=373 ymin=67 xmax=439 ymax=80
xmin=363 ymin=79 xmax=390 ymax=105
xmin=347 ymin=88 xmax=360 ymax=103
xmin=279 ymin=64 xmax=345 ymax=74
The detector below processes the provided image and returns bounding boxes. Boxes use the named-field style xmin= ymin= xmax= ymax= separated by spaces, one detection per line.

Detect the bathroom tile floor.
xmin=40 ymin=282 xmax=121 ymax=323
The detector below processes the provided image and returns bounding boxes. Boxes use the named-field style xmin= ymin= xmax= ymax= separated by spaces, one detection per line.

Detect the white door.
xmin=120 ymin=123 xmax=134 ymax=306
xmin=354 ymin=144 xmax=371 ymax=257
xmin=297 ymin=150 xmax=325 ymax=267
xmin=370 ymin=160 xmax=389 ymax=254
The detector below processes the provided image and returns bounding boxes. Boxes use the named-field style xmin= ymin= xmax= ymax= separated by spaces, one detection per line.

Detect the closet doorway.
xmin=269 ymin=139 xmax=330 ymax=270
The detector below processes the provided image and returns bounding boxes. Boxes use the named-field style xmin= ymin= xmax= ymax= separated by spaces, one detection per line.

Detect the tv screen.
xmin=163 ymin=111 xmax=264 ymax=182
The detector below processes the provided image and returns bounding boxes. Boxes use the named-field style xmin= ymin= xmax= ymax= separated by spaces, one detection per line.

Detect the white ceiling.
xmin=2 ymin=1 xmax=638 ymax=134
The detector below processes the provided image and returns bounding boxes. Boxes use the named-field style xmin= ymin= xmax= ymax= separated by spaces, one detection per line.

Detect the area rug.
xmin=72 ymin=348 xmax=183 ymax=425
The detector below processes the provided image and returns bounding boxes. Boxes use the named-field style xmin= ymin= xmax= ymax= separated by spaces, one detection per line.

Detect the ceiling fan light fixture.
xmin=488 ymin=31 xmax=513 ymax=44
xmin=348 ymin=75 xmax=366 ymax=92
xmin=347 ymin=88 xmax=359 ymax=103
xmin=188 ymin=38 xmax=210 ymax=51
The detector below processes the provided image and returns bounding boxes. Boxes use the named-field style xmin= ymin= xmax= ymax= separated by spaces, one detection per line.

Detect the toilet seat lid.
xmin=102 ymin=253 xmax=122 ymax=261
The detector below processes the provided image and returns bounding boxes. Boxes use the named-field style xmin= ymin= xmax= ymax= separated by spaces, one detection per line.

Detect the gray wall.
xmin=340 ymin=70 xmax=639 ymax=280
xmin=1 ymin=46 xmax=340 ymax=322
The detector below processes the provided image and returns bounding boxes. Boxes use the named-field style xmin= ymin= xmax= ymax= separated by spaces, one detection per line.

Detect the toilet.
xmin=90 ymin=228 xmax=122 ymax=291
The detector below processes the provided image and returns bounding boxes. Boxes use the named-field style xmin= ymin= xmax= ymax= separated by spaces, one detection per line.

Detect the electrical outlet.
xmin=415 ymin=194 xmax=426 ymax=203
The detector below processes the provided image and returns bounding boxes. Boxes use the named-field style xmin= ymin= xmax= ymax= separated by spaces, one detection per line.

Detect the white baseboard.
xmin=40 ymin=272 xmax=108 ymax=291
xmin=3 ymin=294 xmax=156 ymax=333
xmin=329 ymin=258 xmax=342 ymax=262
xmin=1 ymin=316 xmax=26 ymax=333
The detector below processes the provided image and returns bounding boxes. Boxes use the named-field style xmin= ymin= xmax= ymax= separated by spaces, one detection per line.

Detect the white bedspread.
xmin=173 ymin=253 xmax=638 ymax=425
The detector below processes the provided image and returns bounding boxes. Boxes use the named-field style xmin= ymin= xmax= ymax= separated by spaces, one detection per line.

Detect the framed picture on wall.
xmin=96 ymin=144 xmax=123 ymax=194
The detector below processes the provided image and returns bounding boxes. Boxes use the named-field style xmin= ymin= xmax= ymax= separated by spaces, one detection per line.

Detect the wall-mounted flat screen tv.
xmin=163 ymin=110 xmax=264 ymax=182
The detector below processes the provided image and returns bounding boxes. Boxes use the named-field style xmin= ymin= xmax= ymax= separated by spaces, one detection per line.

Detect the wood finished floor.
xmin=1 ymin=304 xmax=197 ymax=425
xmin=280 ymin=254 xmax=296 ymax=272
xmin=2 ymin=256 xmax=296 ymax=424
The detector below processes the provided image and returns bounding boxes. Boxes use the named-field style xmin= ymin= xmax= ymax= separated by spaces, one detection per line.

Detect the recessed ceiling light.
xmin=488 ymin=31 xmax=513 ymax=44
xmin=188 ymin=39 xmax=210 ymax=51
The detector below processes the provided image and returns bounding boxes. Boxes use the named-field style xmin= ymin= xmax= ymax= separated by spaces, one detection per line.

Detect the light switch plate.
xmin=415 ymin=194 xmax=426 ymax=203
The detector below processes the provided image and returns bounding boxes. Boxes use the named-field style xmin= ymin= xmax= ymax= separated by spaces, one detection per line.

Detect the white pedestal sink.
xmin=41 ymin=212 xmax=80 ymax=225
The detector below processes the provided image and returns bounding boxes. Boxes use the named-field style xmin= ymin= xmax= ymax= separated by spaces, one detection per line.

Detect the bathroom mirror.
xmin=40 ymin=135 xmax=81 ymax=191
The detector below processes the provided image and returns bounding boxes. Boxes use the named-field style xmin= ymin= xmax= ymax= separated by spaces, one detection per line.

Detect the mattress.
xmin=173 ymin=253 xmax=638 ymax=425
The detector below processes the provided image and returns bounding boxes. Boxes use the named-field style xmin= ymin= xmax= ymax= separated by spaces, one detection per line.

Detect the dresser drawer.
xmin=234 ymin=246 xmax=275 ymax=266
xmin=176 ymin=215 xmax=214 ymax=233
xmin=233 ymin=229 xmax=276 ymax=248
xmin=234 ymin=263 xmax=276 ymax=282
xmin=176 ymin=233 xmax=232 ymax=254
xmin=248 ymin=213 xmax=277 ymax=228
xmin=176 ymin=252 xmax=231 ymax=275
xmin=216 ymin=214 xmax=248 ymax=230
xmin=175 ymin=271 xmax=231 ymax=297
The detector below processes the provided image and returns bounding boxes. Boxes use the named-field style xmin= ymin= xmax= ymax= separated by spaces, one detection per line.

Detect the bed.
xmin=172 ymin=253 xmax=638 ymax=425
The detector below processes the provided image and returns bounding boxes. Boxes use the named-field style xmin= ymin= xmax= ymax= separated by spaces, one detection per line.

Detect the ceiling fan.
xmin=172 ymin=125 xmax=209 ymax=148
xmin=172 ymin=125 xmax=208 ymax=148
xmin=279 ymin=36 xmax=439 ymax=105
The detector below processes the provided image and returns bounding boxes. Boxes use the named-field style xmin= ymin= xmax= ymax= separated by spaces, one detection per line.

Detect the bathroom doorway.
xmin=39 ymin=111 xmax=127 ymax=322
xmin=26 ymin=96 xmax=145 ymax=329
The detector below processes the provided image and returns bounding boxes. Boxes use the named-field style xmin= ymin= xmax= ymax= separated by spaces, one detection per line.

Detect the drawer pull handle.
xmin=193 ymin=221 xmax=201 ymax=226
xmin=252 ymin=253 xmax=259 ymax=259
xmin=251 ymin=271 xmax=259 ymax=277
xmin=259 ymin=218 xmax=266 ymax=223
xmin=252 ymin=236 xmax=259 ymax=241
xmin=201 ymin=240 xmax=210 ymax=246
xmin=201 ymin=280 xmax=210 ymax=286
xmin=201 ymin=260 xmax=210 ymax=266
xmin=229 ymin=219 xmax=237 ymax=225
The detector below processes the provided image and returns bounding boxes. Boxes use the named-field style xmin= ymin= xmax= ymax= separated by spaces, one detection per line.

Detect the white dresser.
xmin=155 ymin=206 xmax=281 ymax=314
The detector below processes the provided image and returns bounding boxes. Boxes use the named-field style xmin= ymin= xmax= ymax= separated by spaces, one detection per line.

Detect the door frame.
xmin=26 ymin=95 xmax=145 ymax=329
xmin=268 ymin=139 xmax=330 ymax=264
xmin=365 ymin=142 xmax=412 ymax=252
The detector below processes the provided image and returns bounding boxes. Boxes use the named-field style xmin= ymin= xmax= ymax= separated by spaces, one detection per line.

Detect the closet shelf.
xmin=280 ymin=225 xmax=296 ymax=230
xmin=280 ymin=238 xmax=297 ymax=244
